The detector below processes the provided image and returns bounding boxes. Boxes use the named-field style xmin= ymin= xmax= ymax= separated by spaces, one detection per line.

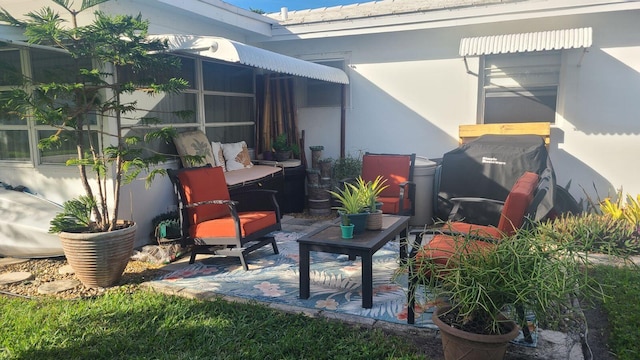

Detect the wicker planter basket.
xmin=59 ymin=221 xmax=136 ymax=288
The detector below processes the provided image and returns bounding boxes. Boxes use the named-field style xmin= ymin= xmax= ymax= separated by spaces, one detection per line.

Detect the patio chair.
xmin=167 ymin=165 xmax=280 ymax=270
xmin=361 ymin=152 xmax=416 ymax=216
xmin=407 ymin=171 xmax=539 ymax=324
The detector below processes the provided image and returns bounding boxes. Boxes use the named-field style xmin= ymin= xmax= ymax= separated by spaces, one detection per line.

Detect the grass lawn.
xmin=590 ymin=264 xmax=640 ymax=360
xmin=0 ymin=289 xmax=425 ymax=360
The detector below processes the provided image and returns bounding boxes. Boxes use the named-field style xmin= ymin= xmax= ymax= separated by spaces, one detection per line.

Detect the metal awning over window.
xmin=152 ymin=34 xmax=349 ymax=84
xmin=459 ymin=27 xmax=593 ymax=57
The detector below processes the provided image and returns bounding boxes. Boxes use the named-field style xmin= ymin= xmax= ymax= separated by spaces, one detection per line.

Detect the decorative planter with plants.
xmin=401 ymin=225 xmax=606 ymax=360
xmin=328 ymin=182 xmax=369 ymax=235
xmin=0 ymin=2 xmax=190 ymax=287
xmin=272 ymin=133 xmax=300 ymax=162
xmin=354 ymin=176 xmax=388 ymax=231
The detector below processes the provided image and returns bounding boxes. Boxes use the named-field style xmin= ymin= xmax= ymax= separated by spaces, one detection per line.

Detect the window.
xmin=301 ymin=59 xmax=345 ymax=108
xmin=202 ymin=61 xmax=255 ymax=148
xmin=480 ymin=51 xmax=560 ymax=124
xmin=0 ymin=49 xmax=258 ymax=166
xmin=0 ymin=49 xmax=30 ymax=162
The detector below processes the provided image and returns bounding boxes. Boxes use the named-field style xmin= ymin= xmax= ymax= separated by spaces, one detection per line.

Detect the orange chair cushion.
xmin=379 ymin=196 xmax=412 ymax=215
xmin=496 ymin=171 xmax=539 ymax=235
xmin=191 ymin=211 xmax=277 ymax=239
xmin=177 ymin=166 xmax=231 ymax=225
xmin=415 ymin=234 xmax=496 ymax=268
xmin=361 ymin=154 xmax=412 ymax=199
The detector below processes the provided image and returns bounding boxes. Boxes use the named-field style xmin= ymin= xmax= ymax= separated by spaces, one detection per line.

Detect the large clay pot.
xmin=432 ymin=306 xmax=520 ymax=360
xmin=59 ymin=221 xmax=136 ymax=288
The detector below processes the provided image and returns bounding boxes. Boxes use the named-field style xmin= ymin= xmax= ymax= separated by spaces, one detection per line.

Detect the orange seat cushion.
xmin=177 ymin=166 xmax=231 ymax=225
xmin=378 ymin=196 xmax=412 ymax=215
xmin=362 ymin=154 xmax=412 ymax=200
xmin=495 ymin=171 xmax=539 ymax=236
xmin=191 ymin=211 xmax=277 ymax=239
xmin=415 ymin=234 xmax=496 ymax=269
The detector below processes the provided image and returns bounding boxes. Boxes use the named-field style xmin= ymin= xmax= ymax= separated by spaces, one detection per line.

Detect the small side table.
xmin=297 ymin=215 xmax=410 ymax=308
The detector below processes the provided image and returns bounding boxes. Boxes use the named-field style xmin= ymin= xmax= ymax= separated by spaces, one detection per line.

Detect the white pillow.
xmin=222 ymin=141 xmax=254 ymax=171
xmin=211 ymin=141 xmax=226 ymax=172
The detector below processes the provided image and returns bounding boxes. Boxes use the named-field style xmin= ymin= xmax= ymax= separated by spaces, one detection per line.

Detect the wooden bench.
xmin=459 ymin=122 xmax=551 ymax=147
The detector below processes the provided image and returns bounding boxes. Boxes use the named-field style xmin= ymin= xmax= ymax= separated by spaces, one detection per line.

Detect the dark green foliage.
xmin=0 ymin=2 xmax=189 ymax=232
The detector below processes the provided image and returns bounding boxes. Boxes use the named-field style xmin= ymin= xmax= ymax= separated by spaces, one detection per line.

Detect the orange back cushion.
xmin=497 ymin=171 xmax=539 ymax=235
xmin=177 ymin=166 xmax=230 ymax=226
xmin=361 ymin=154 xmax=412 ymax=198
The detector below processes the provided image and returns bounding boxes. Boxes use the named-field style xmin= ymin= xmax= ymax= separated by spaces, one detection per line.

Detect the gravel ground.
xmin=0 ymin=256 xmax=170 ymax=299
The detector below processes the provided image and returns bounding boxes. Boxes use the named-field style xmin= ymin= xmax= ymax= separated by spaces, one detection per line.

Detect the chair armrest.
xmin=186 ymin=199 xmax=238 ymax=208
xmin=414 ymin=228 xmax=502 ymax=251
xmin=448 ymin=197 xmax=505 ymax=221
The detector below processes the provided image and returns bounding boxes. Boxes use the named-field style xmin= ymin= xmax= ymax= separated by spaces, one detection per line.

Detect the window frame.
xmin=477 ymin=51 xmax=562 ymax=125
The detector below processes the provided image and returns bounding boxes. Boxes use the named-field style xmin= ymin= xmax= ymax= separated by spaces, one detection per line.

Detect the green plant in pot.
xmin=0 ymin=1 xmax=190 ymax=288
xmin=328 ymin=182 xmax=368 ymax=235
xmin=354 ymin=176 xmax=388 ymax=230
xmin=402 ymin=224 xmax=606 ymax=360
xmin=271 ymin=133 xmax=300 ymax=161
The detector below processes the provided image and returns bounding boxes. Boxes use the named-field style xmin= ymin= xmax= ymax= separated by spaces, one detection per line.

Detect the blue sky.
xmin=225 ymin=0 xmax=365 ymax=13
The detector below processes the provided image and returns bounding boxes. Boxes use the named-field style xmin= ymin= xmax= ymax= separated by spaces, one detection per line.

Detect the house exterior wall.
xmin=260 ymin=9 xmax=640 ymax=205
xmin=0 ymin=0 xmax=263 ymax=247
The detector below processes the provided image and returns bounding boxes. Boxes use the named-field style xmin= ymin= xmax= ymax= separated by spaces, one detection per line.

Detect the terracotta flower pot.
xmin=432 ymin=306 xmax=520 ymax=360
xmin=59 ymin=221 xmax=136 ymax=288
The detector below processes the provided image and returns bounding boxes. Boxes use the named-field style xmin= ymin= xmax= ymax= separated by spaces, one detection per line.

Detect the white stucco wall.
xmin=261 ymin=10 xmax=640 ymax=206
xmin=0 ymin=0 xmax=249 ymax=247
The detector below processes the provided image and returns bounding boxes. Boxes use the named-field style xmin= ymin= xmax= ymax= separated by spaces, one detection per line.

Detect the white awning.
xmin=151 ymin=34 xmax=349 ymax=84
xmin=0 ymin=37 xmax=69 ymax=54
xmin=459 ymin=27 xmax=593 ymax=57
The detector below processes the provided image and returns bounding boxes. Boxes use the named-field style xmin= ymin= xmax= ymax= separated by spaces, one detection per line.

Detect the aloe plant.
xmin=354 ymin=176 xmax=388 ymax=211
xmin=328 ymin=183 xmax=366 ymax=215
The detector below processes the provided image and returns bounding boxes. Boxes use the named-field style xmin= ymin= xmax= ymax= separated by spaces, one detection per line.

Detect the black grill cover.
xmin=434 ymin=134 xmax=555 ymax=226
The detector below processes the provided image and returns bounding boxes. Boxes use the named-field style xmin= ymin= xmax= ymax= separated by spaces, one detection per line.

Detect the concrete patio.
xmin=145 ymin=214 xmax=585 ymax=360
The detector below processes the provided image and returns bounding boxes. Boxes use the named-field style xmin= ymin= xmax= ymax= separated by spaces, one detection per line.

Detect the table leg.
xmin=362 ymin=253 xmax=373 ymax=308
xmin=299 ymin=245 xmax=310 ymax=299
xmin=399 ymin=225 xmax=408 ymax=264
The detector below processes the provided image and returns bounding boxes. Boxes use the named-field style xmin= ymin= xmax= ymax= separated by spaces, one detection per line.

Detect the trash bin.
xmin=410 ymin=156 xmax=437 ymax=226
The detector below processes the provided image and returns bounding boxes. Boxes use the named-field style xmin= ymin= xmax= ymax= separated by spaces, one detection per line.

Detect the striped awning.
xmin=151 ymin=34 xmax=349 ymax=84
xmin=459 ymin=27 xmax=593 ymax=57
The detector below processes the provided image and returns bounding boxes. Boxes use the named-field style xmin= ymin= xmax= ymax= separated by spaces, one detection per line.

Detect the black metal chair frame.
xmin=167 ymin=166 xmax=281 ymax=270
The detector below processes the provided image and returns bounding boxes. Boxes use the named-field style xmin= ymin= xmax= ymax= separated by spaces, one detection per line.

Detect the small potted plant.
xmin=353 ymin=176 xmax=388 ymax=230
xmin=328 ymin=183 xmax=368 ymax=235
xmin=339 ymin=212 xmax=354 ymax=239
xmin=272 ymin=133 xmax=300 ymax=161
xmin=402 ymin=224 xmax=606 ymax=360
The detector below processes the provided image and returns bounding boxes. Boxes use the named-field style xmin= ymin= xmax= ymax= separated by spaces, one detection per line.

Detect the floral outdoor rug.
xmin=150 ymin=231 xmax=537 ymax=347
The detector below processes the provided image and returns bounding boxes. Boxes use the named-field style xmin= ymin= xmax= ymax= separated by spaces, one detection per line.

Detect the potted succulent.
xmin=403 ymin=224 xmax=606 ymax=360
xmin=0 ymin=2 xmax=189 ymax=287
xmin=353 ymin=176 xmax=388 ymax=230
xmin=328 ymin=182 xmax=369 ymax=235
xmin=272 ymin=133 xmax=300 ymax=161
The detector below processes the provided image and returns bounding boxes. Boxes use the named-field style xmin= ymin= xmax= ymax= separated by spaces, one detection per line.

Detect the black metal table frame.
xmin=297 ymin=215 xmax=410 ymax=309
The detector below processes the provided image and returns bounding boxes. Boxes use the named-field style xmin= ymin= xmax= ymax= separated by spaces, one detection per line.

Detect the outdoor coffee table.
xmin=297 ymin=214 xmax=410 ymax=309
